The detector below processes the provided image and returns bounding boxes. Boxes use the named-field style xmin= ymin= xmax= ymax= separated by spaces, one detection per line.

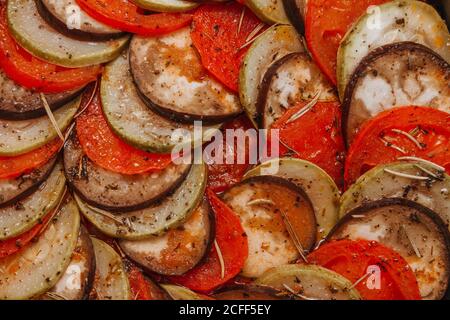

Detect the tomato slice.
xmin=76 ymin=87 xmax=172 ymax=175
xmin=191 ymin=2 xmax=265 ymax=92
xmin=169 ymin=190 xmax=248 ymax=293
xmin=305 ymin=0 xmax=388 ymax=84
xmin=0 ymin=5 xmax=101 ymax=93
xmin=307 ymin=239 xmax=421 ymax=300
xmin=269 ymin=101 xmax=345 ymax=188
xmin=126 ymin=264 xmax=153 ymax=300
xmin=345 ymin=106 xmax=450 ymax=187
xmin=76 ymin=0 xmax=193 ymax=36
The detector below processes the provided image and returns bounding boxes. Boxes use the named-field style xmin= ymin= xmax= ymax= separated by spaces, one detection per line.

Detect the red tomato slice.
xmin=191 ymin=2 xmax=265 ymax=92
xmin=76 ymin=0 xmax=193 ymax=36
xmin=168 ymin=190 xmax=248 ymax=293
xmin=345 ymin=106 xmax=450 ymax=187
xmin=269 ymin=101 xmax=345 ymax=188
xmin=305 ymin=0 xmax=388 ymax=84
xmin=0 ymin=5 xmax=101 ymax=93
xmin=307 ymin=239 xmax=421 ymax=300
xmin=76 ymin=87 xmax=172 ymax=175
xmin=0 ymin=139 xmax=61 ymax=179
xmin=127 ymin=264 xmax=153 ymax=300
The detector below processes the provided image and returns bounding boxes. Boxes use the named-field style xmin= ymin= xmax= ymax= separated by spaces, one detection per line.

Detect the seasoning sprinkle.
xmin=40 ymin=93 xmax=65 ymax=141
xmin=383 ymin=168 xmax=430 ymax=181
xmin=214 ymin=240 xmax=225 ymax=279
xmin=391 ymin=129 xmax=424 ymax=149
xmin=286 ymin=90 xmax=321 ymax=124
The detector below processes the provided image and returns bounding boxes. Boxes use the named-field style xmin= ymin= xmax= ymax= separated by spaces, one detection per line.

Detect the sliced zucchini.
xmin=90 ymin=238 xmax=131 ymax=300
xmin=246 ymin=0 xmax=289 ymax=24
xmin=222 ymin=176 xmax=317 ymax=278
xmin=0 ymin=160 xmax=66 ymax=240
xmin=75 ymin=163 xmax=207 ymax=240
xmin=7 ymin=0 xmax=130 ymax=67
xmin=282 ymin=0 xmax=306 ymax=34
xmin=239 ymin=25 xmax=305 ymax=126
xmin=130 ymin=28 xmax=241 ymax=124
xmin=337 ymin=0 xmax=450 ymax=98
xmin=133 ymin=0 xmax=199 ymax=13
xmin=64 ymin=132 xmax=190 ymax=212
xmin=342 ymin=42 xmax=449 ymax=145
xmin=330 ymin=198 xmax=450 ymax=300
xmin=0 ymin=95 xmax=81 ymax=157
xmin=0 ymin=196 xmax=80 ymax=300
xmin=244 ymin=158 xmax=340 ymax=239
xmin=212 ymin=284 xmax=290 ymax=300
xmin=161 ymin=284 xmax=204 ymax=300
xmin=255 ymin=264 xmax=361 ymax=300
xmin=257 ymin=52 xmax=336 ymax=128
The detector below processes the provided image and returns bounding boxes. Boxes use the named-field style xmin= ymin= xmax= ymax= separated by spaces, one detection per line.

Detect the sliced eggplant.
xmin=212 ymin=284 xmax=291 ymax=300
xmin=64 ymin=132 xmax=190 ymax=212
xmin=37 ymin=0 xmax=123 ymax=41
xmin=120 ymin=198 xmax=213 ymax=276
xmin=130 ymin=28 xmax=241 ymax=124
xmin=0 ymin=95 xmax=81 ymax=156
xmin=0 ymin=160 xmax=65 ymax=240
xmin=255 ymin=264 xmax=361 ymax=300
xmin=239 ymin=25 xmax=305 ymax=126
xmin=282 ymin=0 xmax=306 ymax=34
xmin=89 ymin=238 xmax=131 ymax=300
xmin=245 ymin=0 xmax=289 ymax=24
xmin=257 ymin=52 xmax=336 ymax=128
xmin=244 ymin=158 xmax=340 ymax=239
xmin=101 ymin=51 xmax=220 ymax=154
xmin=133 ymin=0 xmax=199 ymax=13
xmin=0 ymin=195 xmax=80 ymax=300
xmin=161 ymin=284 xmax=204 ymax=300
xmin=75 ymin=163 xmax=207 ymax=240
xmin=7 ymin=0 xmax=130 ymax=68
xmin=330 ymin=198 xmax=450 ymax=300
xmin=343 ymin=42 xmax=450 ymax=145
xmin=337 ymin=0 xmax=450 ymax=98
xmin=222 ymin=176 xmax=317 ymax=278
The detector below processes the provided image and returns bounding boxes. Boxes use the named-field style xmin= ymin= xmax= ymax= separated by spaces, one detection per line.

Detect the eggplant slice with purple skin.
xmin=329 ymin=198 xmax=450 ymax=300
xmin=282 ymin=0 xmax=306 ymax=35
xmin=63 ymin=131 xmax=191 ymax=213
xmin=212 ymin=284 xmax=292 ymax=300
xmin=342 ymin=42 xmax=450 ymax=146
xmin=129 ymin=27 xmax=242 ymax=124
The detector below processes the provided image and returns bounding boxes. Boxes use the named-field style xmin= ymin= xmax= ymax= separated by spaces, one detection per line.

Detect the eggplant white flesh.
xmin=239 ymin=25 xmax=305 ymax=127
xmin=255 ymin=264 xmax=361 ymax=300
xmin=245 ymin=0 xmax=289 ymax=24
xmin=244 ymin=158 xmax=340 ymax=240
xmin=64 ymin=132 xmax=191 ymax=212
xmin=161 ymin=284 xmax=204 ymax=300
xmin=330 ymin=198 xmax=450 ymax=300
xmin=282 ymin=0 xmax=306 ymax=34
xmin=0 ymin=195 xmax=80 ymax=300
xmin=130 ymin=28 xmax=242 ymax=124
xmin=337 ymin=0 xmax=450 ymax=98
xmin=120 ymin=198 xmax=213 ymax=276
xmin=89 ymin=238 xmax=131 ymax=300
xmin=343 ymin=42 xmax=450 ymax=145
xmin=212 ymin=284 xmax=291 ymax=300
xmin=133 ymin=0 xmax=199 ymax=13
xmin=0 ymin=95 xmax=81 ymax=156
xmin=258 ymin=52 xmax=336 ymax=128
xmin=0 ymin=160 xmax=65 ymax=240
xmin=222 ymin=176 xmax=317 ymax=278
xmin=75 ymin=163 xmax=207 ymax=240
xmin=6 ymin=0 xmax=130 ymax=68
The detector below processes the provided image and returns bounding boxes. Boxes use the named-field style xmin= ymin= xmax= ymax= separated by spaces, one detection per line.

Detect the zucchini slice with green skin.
xmin=337 ymin=0 xmax=450 ymax=99
xmin=239 ymin=25 xmax=305 ymax=127
xmin=75 ymin=163 xmax=207 ymax=240
xmin=246 ymin=0 xmax=289 ymax=24
xmin=255 ymin=264 xmax=361 ymax=300
xmin=133 ymin=0 xmax=199 ymax=13
xmin=0 ymin=160 xmax=65 ymax=240
xmin=212 ymin=284 xmax=291 ymax=300
xmin=120 ymin=198 xmax=213 ymax=276
xmin=244 ymin=158 xmax=340 ymax=240
xmin=7 ymin=0 xmax=130 ymax=68
xmin=161 ymin=284 xmax=204 ymax=300
xmin=0 ymin=195 xmax=80 ymax=300
xmin=330 ymin=198 xmax=450 ymax=300
xmin=0 ymin=95 xmax=81 ymax=157
xmin=90 ymin=238 xmax=131 ymax=300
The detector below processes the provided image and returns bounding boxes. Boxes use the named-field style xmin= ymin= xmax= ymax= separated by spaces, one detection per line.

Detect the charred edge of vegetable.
xmin=212 ymin=284 xmax=294 ymax=300
xmin=79 ymin=225 xmax=96 ymax=300
xmin=282 ymin=0 xmax=305 ymax=35
xmin=35 ymin=0 xmax=126 ymax=42
xmin=428 ymin=0 xmax=449 ymax=28
xmin=341 ymin=41 xmax=450 ymax=148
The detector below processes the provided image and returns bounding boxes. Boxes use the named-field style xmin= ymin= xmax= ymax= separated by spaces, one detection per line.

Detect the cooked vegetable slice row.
xmin=75 ymin=163 xmax=207 ymax=240
xmin=330 ymin=198 xmax=450 ymax=300
xmin=245 ymin=0 xmax=289 ymax=24
xmin=130 ymin=27 xmax=242 ymax=124
xmin=255 ymin=264 xmax=361 ymax=300
xmin=337 ymin=0 xmax=450 ymax=98
xmin=0 ymin=95 xmax=81 ymax=157
xmin=212 ymin=284 xmax=290 ymax=300
xmin=133 ymin=0 xmax=199 ymax=13
xmin=222 ymin=176 xmax=317 ymax=278
xmin=7 ymin=0 xmax=130 ymax=67
xmin=64 ymin=133 xmax=190 ymax=212
xmin=120 ymin=198 xmax=213 ymax=276
xmin=0 ymin=195 xmax=80 ymax=300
